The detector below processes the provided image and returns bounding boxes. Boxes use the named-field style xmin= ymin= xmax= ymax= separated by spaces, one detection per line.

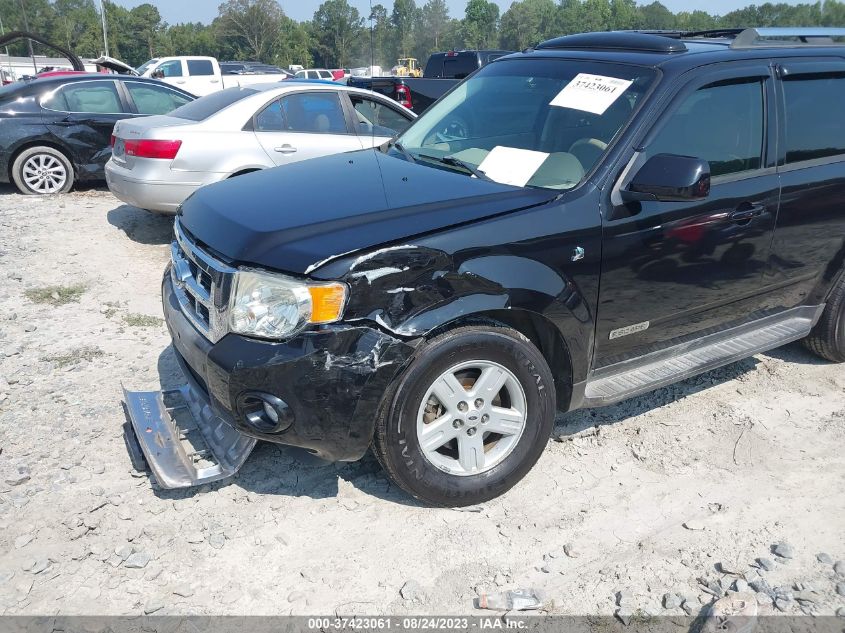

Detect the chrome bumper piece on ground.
xmin=122 ymin=383 xmax=256 ymax=489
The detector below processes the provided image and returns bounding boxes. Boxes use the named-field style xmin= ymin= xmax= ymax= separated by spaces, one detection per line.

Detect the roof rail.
xmin=537 ymin=31 xmax=688 ymax=53
xmin=729 ymin=27 xmax=845 ymax=48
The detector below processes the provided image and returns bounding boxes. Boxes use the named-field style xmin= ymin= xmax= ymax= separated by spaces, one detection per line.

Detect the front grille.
xmin=170 ymin=218 xmax=235 ymax=343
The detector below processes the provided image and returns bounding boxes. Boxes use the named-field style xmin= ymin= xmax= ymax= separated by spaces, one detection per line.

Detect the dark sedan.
xmin=0 ymin=74 xmax=194 ymax=195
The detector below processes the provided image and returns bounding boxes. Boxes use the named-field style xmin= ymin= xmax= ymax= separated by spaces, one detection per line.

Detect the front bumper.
xmin=105 ymin=161 xmax=208 ymax=214
xmin=124 ymin=273 xmax=416 ymax=488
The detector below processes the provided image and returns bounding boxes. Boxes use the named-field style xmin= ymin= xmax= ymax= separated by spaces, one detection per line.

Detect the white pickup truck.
xmin=136 ymin=56 xmax=285 ymax=97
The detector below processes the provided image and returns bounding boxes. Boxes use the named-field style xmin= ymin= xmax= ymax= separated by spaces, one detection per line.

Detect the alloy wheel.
xmin=416 ymin=360 xmax=527 ymax=476
xmin=22 ymin=154 xmax=67 ymax=194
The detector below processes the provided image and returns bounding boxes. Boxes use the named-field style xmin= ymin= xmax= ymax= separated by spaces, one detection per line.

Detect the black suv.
xmin=126 ymin=28 xmax=845 ymax=507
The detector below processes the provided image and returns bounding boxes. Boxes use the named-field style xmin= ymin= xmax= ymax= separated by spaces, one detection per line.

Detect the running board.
xmin=583 ymin=305 xmax=823 ymax=407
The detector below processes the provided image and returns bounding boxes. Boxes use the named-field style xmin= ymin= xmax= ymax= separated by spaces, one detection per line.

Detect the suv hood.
xmin=179 ymin=150 xmax=557 ymax=275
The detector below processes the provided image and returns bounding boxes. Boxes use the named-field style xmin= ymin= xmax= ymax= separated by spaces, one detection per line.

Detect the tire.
xmin=803 ymin=272 xmax=845 ymax=362
xmin=373 ymin=325 xmax=556 ymax=507
xmin=11 ymin=146 xmax=74 ymax=195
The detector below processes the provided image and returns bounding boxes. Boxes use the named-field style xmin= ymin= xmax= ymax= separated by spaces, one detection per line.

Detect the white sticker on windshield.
xmin=477 ymin=146 xmax=550 ymax=188
xmin=550 ymin=73 xmax=633 ymax=115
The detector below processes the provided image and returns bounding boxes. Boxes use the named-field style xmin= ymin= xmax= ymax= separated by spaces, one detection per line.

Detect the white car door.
xmin=183 ymin=59 xmax=220 ymax=96
xmin=252 ymin=91 xmax=361 ymax=166
xmin=346 ymin=93 xmax=415 ymax=149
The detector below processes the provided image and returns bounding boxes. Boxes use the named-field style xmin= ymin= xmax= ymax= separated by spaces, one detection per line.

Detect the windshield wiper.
xmin=387 ymin=139 xmax=416 ymax=164
xmin=417 ymin=153 xmax=494 ymax=182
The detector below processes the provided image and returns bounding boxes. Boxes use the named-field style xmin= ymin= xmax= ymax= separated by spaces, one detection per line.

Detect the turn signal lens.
xmin=124 ymin=139 xmax=182 ymax=159
xmin=308 ymin=284 xmax=347 ymax=324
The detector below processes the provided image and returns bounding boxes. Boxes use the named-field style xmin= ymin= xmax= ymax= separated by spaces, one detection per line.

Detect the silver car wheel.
xmin=416 ymin=360 xmax=527 ymax=476
xmin=22 ymin=154 xmax=67 ymax=194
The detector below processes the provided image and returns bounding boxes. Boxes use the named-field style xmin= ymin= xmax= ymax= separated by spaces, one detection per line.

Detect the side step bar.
xmin=122 ymin=384 xmax=256 ymax=489
xmin=583 ymin=305 xmax=823 ymax=407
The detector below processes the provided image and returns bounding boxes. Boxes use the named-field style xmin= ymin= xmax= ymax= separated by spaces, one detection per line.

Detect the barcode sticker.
xmin=550 ymin=73 xmax=633 ymax=115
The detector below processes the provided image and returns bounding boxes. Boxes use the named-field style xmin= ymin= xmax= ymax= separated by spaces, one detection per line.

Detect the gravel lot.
xmin=0 ymin=185 xmax=843 ymax=618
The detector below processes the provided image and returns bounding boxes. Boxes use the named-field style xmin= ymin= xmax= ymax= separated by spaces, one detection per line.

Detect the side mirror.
xmin=621 ymin=154 xmax=711 ymax=203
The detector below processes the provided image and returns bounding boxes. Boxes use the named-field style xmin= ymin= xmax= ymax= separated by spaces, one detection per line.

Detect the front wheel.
xmin=11 ymin=146 xmax=74 ymax=195
xmin=373 ymin=326 xmax=556 ymax=506
xmin=804 ymin=271 xmax=845 ymax=362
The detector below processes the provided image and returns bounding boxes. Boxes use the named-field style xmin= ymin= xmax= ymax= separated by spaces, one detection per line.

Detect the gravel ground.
xmin=0 ymin=186 xmax=843 ymax=618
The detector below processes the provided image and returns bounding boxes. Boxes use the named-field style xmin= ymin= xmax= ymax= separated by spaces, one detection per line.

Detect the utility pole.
xmin=98 ymin=0 xmax=110 ymax=57
xmin=17 ymin=0 xmax=38 ymax=73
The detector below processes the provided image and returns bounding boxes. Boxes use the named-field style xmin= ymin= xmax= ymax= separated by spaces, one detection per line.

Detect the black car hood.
xmin=179 ymin=149 xmax=557 ymax=275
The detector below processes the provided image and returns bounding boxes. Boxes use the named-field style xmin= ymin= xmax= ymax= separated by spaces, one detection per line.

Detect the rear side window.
xmin=647 ymin=78 xmax=764 ymax=177
xmin=170 ymin=87 xmax=257 ymax=121
xmin=126 ymin=82 xmax=192 ymax=115
xmin=42 ymin=80 xmax=124 ymax=113
xmin=281 ymin=92 xmax=348 ymax=134
xmin=783 ymin=74 xmax=845 ymax=164
xmin=187 ymin=60 xmax=214 ymax=76
xmin=424 ymin=56 xmax=443 ymax=77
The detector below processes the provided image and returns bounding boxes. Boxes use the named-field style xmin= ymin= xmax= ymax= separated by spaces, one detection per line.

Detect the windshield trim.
xmin=396 ymin=57 xmax=662 ymax=194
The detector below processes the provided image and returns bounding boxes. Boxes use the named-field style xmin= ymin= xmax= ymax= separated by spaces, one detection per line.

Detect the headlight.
xmin=229 ymin=268 xmax=347 ymax=340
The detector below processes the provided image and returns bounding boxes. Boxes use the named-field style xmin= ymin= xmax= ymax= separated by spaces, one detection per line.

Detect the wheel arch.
xmin=421 ymin=309 xmax=575 ymax=412
xmin=227 ymin=167 xmax=263 ymax=179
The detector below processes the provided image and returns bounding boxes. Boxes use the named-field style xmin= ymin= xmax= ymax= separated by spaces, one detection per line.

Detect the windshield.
xmin=136 ymin=59 xmax=159 ymax=75
xmin=397 ymin=59 xmax=656 ymax=191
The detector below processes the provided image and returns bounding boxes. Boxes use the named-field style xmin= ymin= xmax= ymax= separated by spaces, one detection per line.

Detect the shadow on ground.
xmin=107 ymin=204 xmax=174 ymax=246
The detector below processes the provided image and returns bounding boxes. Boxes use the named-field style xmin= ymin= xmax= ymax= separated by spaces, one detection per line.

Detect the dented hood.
xmin=178 ymin=149 xmax=556 ymax=275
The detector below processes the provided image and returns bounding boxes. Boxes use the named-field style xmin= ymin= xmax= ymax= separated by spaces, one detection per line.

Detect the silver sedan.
xmin=105 ymin=82 xmax=415 ymax=213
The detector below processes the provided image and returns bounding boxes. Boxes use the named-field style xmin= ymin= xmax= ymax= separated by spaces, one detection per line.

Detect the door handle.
xmin=729 ymin=203 xmax=766 ymax=223
xmin=210 ymin=79 xmax=220 ymax=83
xmin=274 ymin=145 xmax=297 ymax=154
xmin=175 ymin=80 xmax=186 ymax=84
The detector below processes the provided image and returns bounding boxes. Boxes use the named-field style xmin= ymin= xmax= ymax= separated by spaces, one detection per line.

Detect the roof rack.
xmin=727 ymin=27 xmax=845 ymax=48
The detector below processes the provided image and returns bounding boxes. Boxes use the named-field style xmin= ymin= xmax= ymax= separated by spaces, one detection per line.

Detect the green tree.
xmin=311 ymin=0 xmax=362 ymax=68
xmin=275 ymin=16 xmax=312 ymax=68
xmin=216 ymin=0 xmax=284 ymax=62
xmin=638 ymin=1 xmax=676 ymax=30
xmin=391 ymin=0 xmax=418 ymax=60
xmin=419 ymin=0 xmax=451 ymax=55
xmin=462 ymin=0 xmax=499 ymax=49
xmin=499 ymin=0 xmax=556 ymax=50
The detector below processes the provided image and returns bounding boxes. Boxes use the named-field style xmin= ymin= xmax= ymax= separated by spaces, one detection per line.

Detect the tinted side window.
xmin=126 ymin=82 xmax=192 ymax=115
xmin=783 ymin=74 xmax=845 ymax=164
xmin=43 ymin=80 xmax=123 ymax=113
xmin=187 ymin=60 xmax=214 ymax=76
xmin=157 ymin=60 xmax=183 ymax=78
xmin=424 ymin=56 xmax=444 ymax=77
xmin=281 ymin=92 xmax=347 ymax=134
xmin=443 ymin=55 xmax=478 ymax=79
xmin=648 ymin=79 xmax=764 ymax=177
xmin=255 ymin=99 xmax=285 ymax=132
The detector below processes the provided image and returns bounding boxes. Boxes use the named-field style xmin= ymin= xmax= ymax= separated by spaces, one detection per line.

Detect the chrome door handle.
xmin=274 ymin=145 xmax=297 ymax=154
xmin=210 ymin=79 xmax=220 ymax=83
xmin=729 ymin=203 xmax=766 ymax=223
xmin=175 ymin=80 xmax=186 ymax=84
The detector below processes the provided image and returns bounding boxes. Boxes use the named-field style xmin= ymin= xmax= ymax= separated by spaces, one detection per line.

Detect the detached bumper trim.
xmin=123 ymin=383 xmax=256 ymax=489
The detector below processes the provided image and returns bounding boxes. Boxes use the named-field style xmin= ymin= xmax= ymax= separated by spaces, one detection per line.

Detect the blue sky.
xmin=111 ymin=0 xmax=801 ymax=24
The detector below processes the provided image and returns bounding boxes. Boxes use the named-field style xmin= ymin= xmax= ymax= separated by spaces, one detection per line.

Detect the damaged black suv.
xmin=126 ymin=28 xmax=845 ymax=506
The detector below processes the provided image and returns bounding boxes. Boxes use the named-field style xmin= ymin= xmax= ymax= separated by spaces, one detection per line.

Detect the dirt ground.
xmin=0 ymin=185 xmax=843 ymax=618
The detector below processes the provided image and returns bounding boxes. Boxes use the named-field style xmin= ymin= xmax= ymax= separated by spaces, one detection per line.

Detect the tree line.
xmin=1 ymin=0 xmax=844 ymax=71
